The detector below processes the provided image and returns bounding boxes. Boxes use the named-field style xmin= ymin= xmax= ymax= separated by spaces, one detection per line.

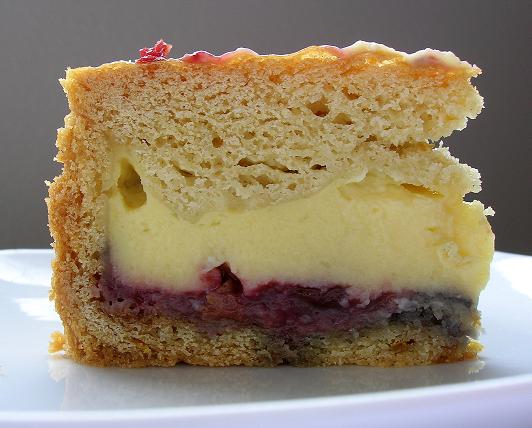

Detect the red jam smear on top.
xmin=136 ymin=39 xmax=173 ymax=64
xmin=133 ymin=40 xmax=463 ymax=70
xmin=181 ymin=51 xmax=222 ymax=64
xmin=180 ymin=48 xmax=259 ymax=64
xmin=319 ymin=45 xmax=346 ymax=58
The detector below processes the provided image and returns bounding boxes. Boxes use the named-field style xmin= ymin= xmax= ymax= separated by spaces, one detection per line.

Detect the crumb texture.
xmin=49 ymin=330 xmax=65 ymax=353
xmin=48 ymin=43 xmax=490 ymax=367
xmin=61 ymin=314 xmax=481 ymax=368
xmin=63 ymin=51 xmax=483 ymax=218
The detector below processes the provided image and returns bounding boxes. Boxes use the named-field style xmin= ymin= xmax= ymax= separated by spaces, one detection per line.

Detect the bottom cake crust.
xmin=54 ymin=311 xmax=481 ymax=368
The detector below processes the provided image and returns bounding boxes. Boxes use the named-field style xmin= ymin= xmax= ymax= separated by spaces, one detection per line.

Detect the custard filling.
xmin=104 ymin=147 xmax=493 ymax=301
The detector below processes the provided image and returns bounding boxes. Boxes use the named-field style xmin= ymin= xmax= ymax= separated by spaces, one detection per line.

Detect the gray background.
xmin=0 ymin=0 xmax=530 ymax=254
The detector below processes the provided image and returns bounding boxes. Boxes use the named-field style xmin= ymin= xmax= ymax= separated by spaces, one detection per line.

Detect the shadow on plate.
xmin=48 ymin=355 xmax=486 ymax=410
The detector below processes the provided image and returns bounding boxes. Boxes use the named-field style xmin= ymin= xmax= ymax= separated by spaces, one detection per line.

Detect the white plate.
xmin=1 ymin=249 xmax=531 ymax=427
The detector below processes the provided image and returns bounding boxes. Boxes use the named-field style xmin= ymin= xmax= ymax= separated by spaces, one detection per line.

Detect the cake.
xmin=47 ymin=40 xmax=494 ymax=367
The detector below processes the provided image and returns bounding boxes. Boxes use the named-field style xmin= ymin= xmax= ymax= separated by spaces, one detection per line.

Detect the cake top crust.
xmin=176 ymin=41 xmax=479 ymax=74
xmin=72 ymin=39 xmax=480 ymax=77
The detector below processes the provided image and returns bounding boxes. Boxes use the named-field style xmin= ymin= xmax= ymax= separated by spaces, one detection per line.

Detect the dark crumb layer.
xmin=58 ymin=316 xmax=482 ymax=368
xmin=95 ymin=262 xmax=478 ymax=338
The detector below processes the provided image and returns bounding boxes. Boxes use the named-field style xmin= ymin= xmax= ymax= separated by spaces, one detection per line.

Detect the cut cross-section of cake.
xmin=47 ymin=40 xmax=494 ymax=367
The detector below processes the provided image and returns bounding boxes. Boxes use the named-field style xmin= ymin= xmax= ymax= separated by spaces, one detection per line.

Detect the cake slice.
xmin=47 ymin=40 xmax=494 ymax=367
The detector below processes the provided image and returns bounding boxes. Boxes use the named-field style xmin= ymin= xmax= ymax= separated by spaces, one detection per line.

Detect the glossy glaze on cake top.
xmin=133 ymin=39 xmax=479 ymax=74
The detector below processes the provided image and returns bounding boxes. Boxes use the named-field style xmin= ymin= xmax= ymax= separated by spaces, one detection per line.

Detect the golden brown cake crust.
xmin=60 ymin=323 xmax=481 ymax=368
xmin=47 ymin=42 xmax=486 ymax=368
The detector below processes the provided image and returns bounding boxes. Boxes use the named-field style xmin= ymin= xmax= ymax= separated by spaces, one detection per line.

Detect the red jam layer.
xmin=136 ymin=39 xmax=173 ymax=64
xmin=95 ymin=263 xmax=475 ymax=337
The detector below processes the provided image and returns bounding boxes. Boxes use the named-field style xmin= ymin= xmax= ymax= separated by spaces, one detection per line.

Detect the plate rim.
xmin=1 ymin=372 xmax=531 ymax=422
xmin=2 ymin=249 xmax=532 ymax=423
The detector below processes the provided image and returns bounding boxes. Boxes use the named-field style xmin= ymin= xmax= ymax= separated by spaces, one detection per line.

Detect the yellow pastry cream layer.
xmin=105 ymin=149 xmax=494 ymax=302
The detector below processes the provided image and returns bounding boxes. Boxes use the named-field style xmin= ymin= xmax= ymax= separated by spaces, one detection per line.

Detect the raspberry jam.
xmin=97 ymin=261 xmax=473 ymax=337
xmin=180 ymin=48 xmax=258 ymax=64
xmin=181 ymin=51 xmax=220 ymax=64
xmin=136 ymin=39 xmax=172 ymax=64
